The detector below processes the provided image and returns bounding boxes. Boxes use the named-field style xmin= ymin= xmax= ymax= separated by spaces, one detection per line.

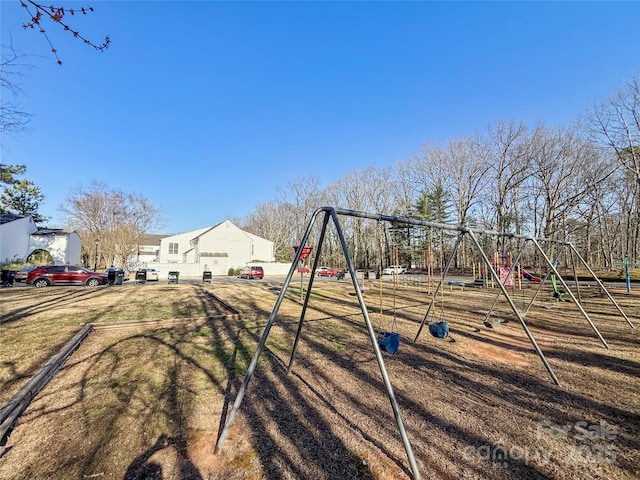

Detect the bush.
xmin=228 ymin=267 xmax=241 ymax=276
xmin=27 ymin=249 xmax=53 ymax=264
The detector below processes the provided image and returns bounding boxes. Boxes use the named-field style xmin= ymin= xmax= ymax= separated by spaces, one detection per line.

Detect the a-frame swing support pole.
xmin=466 ymin=230 xmax=561 ymax=386
xmin=481 ymin=244 xmax=527 ymax=326
xmin=565 ymin=242 xmax=635 ymax=329
xmin=529 ymin=237 xmax=611 ymax=348
xmin=215 ymin=207 xmax=423 ymax=480
xmin=214 ymin=207 xmax=323 ymax=455
xmin=287 ymin=210 xmax=331 ymax=374
xmin=519 ymin=241 xmax=564 ymax=317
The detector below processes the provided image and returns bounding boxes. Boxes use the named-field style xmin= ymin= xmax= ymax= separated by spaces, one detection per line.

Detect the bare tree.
xmin=443 ymin=135 xmax=491 ymax=226
xmin=241 ymin=200 xmax=292 ymax=262
xmin=581 ymin=71 xmax=640 ymax=186
xmin=526 ymin=126 xmax=611 ymax=240
xmin=325 ymin=168 xmax=395 ymax=267
xmin=391 ymin=158 xmax=421 ymax=217
xmin=411 ymin=142 xmax=448 ymax=207
xmin=579 ymin=72 xmax=640 ymax=263
xmin=58 ymin=182 xmax=162 ymax=269
xmin=483 ymin=120 xmax=531 ymax=245
xmin=266 ymin=176 xmax=326 ymax=263
xmin=0 ymin=47 xmax=30 ymax=136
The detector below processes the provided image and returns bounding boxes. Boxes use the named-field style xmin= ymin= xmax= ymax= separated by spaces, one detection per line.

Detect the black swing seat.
xmin=428 ymin=321 xmax=449 ymax=339
xmin=378 ymin=331 xmax=400 ymax=354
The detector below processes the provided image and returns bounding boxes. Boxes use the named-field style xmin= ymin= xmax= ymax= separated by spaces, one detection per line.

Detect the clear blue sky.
xmin=1 ymin=1 xmax=639 ymax=234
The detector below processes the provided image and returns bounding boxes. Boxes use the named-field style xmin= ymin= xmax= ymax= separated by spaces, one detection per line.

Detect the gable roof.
xmin=0 ymin=213 xmax=27 ymax=225
xmin=189 ymin=220 xmax=226 ymax=241
xmin=139 ymin=234 xmax=167 ymax=246
xmin=31 ymin=228 xmax=73 ymax=237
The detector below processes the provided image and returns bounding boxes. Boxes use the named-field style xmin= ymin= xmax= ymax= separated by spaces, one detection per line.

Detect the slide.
xmin=520 ymin=268 xmax=542 ymax=283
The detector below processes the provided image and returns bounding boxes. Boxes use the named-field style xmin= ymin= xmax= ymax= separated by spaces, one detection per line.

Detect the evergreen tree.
xmin=0 ymin=163 xmax=26 ymax=185
xmin=0 ymin=178 xmax=49 ymax=224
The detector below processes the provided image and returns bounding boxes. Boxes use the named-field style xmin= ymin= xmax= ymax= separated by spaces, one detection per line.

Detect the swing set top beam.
xmin=329 ymin=206 xmax=563 ymax=245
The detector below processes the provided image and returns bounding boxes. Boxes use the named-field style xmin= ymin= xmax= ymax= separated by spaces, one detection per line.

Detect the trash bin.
xmin=136 ymin=270 xmax=147 ymax=283
xmin=1 ymin=269 xmax=15 ymax=287
xmin=115 ymin=269 xmax=125 ymax=285
xmin=202 ymin=271 xmax=212 ymax=282
xmin=107 ymin=269 xmax=116 ymax=285
xmin=168 ymin=271 xmax=179 ymax=284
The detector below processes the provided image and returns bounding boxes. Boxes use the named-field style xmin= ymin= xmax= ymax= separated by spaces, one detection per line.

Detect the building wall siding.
xmin=0 ymin=216 xmax=37 ymax=262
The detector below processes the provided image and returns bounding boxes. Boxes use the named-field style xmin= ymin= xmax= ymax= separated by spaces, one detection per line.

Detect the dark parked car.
xmin=14 ymin=265 xmax=37 ymax=282
xmin=238 ymin=266 xmax=264 ymax=279
xmin=27 ymin=265 xmax=108 ymax=287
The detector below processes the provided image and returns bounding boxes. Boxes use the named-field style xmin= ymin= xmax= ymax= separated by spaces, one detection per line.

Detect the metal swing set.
xmin=214 ymin=206 xmax=635 ymax=480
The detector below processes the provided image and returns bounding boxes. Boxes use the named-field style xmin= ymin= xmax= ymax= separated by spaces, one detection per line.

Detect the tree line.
xmin=238 ymin=72 xmax=640 ymax=272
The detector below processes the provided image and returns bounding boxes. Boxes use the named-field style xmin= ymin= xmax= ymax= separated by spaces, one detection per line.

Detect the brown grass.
xmin=1 ymin=279 xmax=639 ymax=479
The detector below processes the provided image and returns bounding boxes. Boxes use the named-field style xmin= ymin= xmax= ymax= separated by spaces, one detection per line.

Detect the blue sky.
xmin=1 ymin=1 xmax=639 ymax=234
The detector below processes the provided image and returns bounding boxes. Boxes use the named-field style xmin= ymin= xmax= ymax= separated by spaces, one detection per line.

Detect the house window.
xmin=169 ymin=242 xmax=179 ymax=254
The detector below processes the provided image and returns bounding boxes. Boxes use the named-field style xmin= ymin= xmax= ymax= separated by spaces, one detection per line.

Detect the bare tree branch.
xmin=19 ymin=0 xmax=110 ymax=65
xmin=0 ymin=46 xmax=31 ymax=135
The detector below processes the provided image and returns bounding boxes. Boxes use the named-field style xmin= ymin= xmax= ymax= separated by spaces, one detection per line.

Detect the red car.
xmin=27 ymin=265 xmax=108 ymax=287
xmin=238 ymin=266 xmax=264 ymax=279
xmin=318 ymin=268 xmax=340 ymax=277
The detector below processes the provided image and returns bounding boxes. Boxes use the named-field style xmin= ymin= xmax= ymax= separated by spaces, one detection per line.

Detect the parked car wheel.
xmin=33 ymin=278 xmax=50 ymax=287
xmin=86 ymin=277 xmax=101 ymax=287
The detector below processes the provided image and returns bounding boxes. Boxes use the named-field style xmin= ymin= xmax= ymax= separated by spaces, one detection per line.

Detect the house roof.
xmin=32 ymin=228 xmax=71 ymax=236
xmin=189 ymin=221 xmax=224 ymax=241
xmin=0 ymin=213 xmax=27 ymax=225
xmin=139 ymin=234 xmax=167 ymax=246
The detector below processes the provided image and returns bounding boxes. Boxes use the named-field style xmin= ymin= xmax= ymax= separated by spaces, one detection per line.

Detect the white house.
xmin=155 ymin=220 xmax=275 ymax=277
xmin=30 ymin=228 xmax=82 ymax=266
xmin=0 ymin=214 xmax=82 ymax=265
xmin=0 ymin=214 xmax=37 ymax=263
xmin=133 ymin=233 xmax=165 ymax=268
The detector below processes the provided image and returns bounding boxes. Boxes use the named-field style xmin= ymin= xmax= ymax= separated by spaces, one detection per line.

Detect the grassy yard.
xmin=1 ymin=279 xmax=639 ymax=479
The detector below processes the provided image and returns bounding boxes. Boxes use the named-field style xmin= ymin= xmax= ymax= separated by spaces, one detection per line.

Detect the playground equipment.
xmin=214 ymin=206 xmax=635 ymax=480
xmin=428 ymin=320 xmax=449 ymax=338
xmin=551 ymin=274 xmax=567 ymax=301
xmin=521 ymin=268 xmax=542 ymax=283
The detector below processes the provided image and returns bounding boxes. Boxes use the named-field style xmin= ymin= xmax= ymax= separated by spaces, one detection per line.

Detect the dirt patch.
xmin=1 ymin=280 xmax=639 ymax=479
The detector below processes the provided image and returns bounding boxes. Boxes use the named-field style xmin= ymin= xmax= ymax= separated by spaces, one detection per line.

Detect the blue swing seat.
xmin=428 ymin=321 xmax=449 ymax=339
xmin=378 ymin=331 xmax=400 ymax=354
